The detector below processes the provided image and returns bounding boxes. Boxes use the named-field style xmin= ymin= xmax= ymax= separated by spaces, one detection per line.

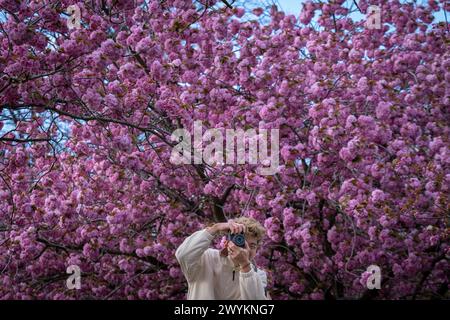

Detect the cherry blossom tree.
xmin=0 ymin=0 xmax=448 ymax=299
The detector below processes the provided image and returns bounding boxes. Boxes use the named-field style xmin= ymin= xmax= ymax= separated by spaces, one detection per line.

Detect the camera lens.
xmin=233 ymin=234 xmax=245 ymax=247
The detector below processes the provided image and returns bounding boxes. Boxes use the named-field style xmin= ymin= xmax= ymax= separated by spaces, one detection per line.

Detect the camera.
xmin=227 ymin=232 xmax=246 ymax=248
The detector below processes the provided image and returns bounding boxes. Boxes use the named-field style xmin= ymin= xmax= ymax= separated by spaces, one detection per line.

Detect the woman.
xmin=175 ymin=216 xmax=270 ymax=300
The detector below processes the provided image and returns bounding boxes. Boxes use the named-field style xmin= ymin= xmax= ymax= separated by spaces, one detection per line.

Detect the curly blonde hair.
xmin=233 ymin=216 xmax=266 ymax=243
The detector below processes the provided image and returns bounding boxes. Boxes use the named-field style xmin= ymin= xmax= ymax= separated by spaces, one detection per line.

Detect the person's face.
xmin=246 ymin=236 xmax=258 ymax=261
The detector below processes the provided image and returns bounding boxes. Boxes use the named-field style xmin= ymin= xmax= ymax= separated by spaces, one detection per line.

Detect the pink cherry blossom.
xmin=0 ymin=0 xmax=448 ymax=300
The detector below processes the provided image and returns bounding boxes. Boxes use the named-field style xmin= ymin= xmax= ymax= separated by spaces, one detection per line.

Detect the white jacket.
xmin=175 ymin=228 xmax=269 ymax=300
